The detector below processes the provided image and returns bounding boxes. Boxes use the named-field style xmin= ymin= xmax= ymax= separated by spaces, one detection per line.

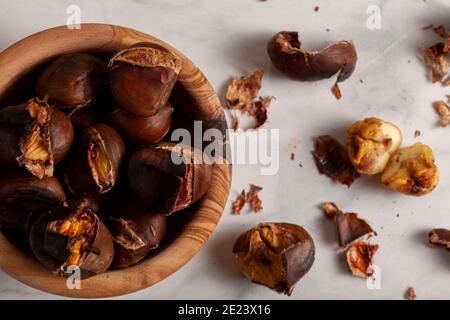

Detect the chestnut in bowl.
xmin=29 ymin=197 xmax=114 ymax=279
xmin=0 ymin=98 xmax=73 ymax=178
xmin=128 ymin=142 xmax=212 ymax=214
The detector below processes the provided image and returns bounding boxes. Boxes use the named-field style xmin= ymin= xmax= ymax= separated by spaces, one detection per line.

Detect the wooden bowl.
xmin=0 ymin=24 xmax=231 ymax=298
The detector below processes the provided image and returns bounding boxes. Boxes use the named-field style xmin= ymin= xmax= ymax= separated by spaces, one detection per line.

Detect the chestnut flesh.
xmin=29 ymin=197 xmax=114 ymax=279
xmin=108 ymin=42 xmax=182 ymax=116
xmin=128 ymin=142 xmax=212 ymax=214
xmin=0 ymin=98 xmax=73 ymax=178
xmin=108 ymin=102 xmax=173 ymax=144
xmin=64 ymin=123 xmax=125 ymax=195
xmin=233 ymin=222 xmax=315 ymax=295
xmin=36 ymin=53 xmax=107 ymax=109
xmin=0 ymin=172 xmax=66 ymax=232
xmin=103 ymin=194 xmax=167 ymax=268
xmin=267 ymin=31 xmax=357 ymax=82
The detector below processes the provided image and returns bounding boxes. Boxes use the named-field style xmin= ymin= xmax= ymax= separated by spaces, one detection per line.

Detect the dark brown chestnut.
xmin=233 ymin=222 xmax=315 ymax=295
xmin=0 ymin=172 xmax=66 ymax=232
xmin=0 ymin=98 xmax=73 ymax=178
xmin=128 ymin=142 xmax=212 ymax=214
xmin=64 ymin=123 xmax=125 ymax=195
xmin=36 ymin=53 xmax=106 ymax=109
xmin=108 ymin=102 xmax=173 ymax=144
xmin=108 ymin=42 xmax=182 ymax=116
xmin=267 ymin=31 xmax=357 ymax=82
xmin=103 ymin=194 xmax=167 ymax=268
xmin=30 ymin=197 xmax=114 ymax=279
xmin=68 ymin=106 xmax=102 ymax=129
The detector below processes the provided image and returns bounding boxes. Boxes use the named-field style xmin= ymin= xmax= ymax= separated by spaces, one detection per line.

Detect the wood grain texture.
xmin=0 ymin=24 xmax=231 ymax=298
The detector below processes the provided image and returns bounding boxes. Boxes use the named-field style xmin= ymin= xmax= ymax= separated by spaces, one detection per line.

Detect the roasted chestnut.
xmin=30 ymin=197 xmax=114 ymax=279
xmin=345 ymin=117 xmax=402 ymax=175
xmin=0 ymin=98 xmax=74 ymax=178
xmin=233 ymin=222 xmax=315 ymax=295
xmin=36 ymin=53 xmax=106 ymax=109
xmin=68 ymin=106 xmax=102 ymax=129
xmin=267 ymin=31 xmax=357 ymax=82
xmin=103 ymin=194 xmax=167 ymax=268
xmin=381 ymin=142 xmax=439 ymax=196
xmin=64 ymin=123 xmax=125 ymax=195
xmin=0 ymin=172 xmax=66 ymax=231
xmin=108 ymin=42 xmax=182 ymax=116
xmin=108 ymin=102 xmax=173 ymax=144
xmin=128 ymin=142 xmax=212 ymax=214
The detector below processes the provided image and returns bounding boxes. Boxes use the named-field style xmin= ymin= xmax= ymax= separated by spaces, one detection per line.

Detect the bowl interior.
xmin=0 ymin=24 xmax=231 ymax=298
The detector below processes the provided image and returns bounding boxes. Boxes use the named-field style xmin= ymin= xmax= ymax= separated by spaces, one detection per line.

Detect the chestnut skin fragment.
xmin=313 ymin=135 xmax=359 ymax=187
xmin=233 ymin=222 xmax=315 ymax=295
xmin=226 ymin=69 xmax=264 ymax=109
xmin=336 ymin=211 xmax=375 ymax=248
xmin=428 ymin=228 xmax=450 ymax=251
xmin=108 ymin=103 xmax=173 ymax=144
xmin=36 ymin=53 xmax=107 ymax=109
xmin=108 ymin=42 xmax=182 ymax=117
xmin=103 ymin=194 xmax=167 ymax=268
xmin=0 ymin=98 xmax=73 ymax=179
xmin=381 ymin=142 xmax=439 ymax=196
xmin=0 ymin=172 xmax=65 ymax=232
xmin=267 ymin=31 xmax=357 ymax=82
xmin=128 ymin=142 xmax=212 ymax=215
xmin=30 ymin=198 xmax=114 ymax=279
xmin=346 ymin=241 xmax=378 ymax=278
xmin=423 ymin=42 xmax=449 ymax=84
xmin=64 ymin=123 xmax=125 ymax=195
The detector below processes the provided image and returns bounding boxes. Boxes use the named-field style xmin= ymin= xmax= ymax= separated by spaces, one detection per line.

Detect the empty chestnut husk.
xmin=233 ymin=222 xmax=315 ymax=295
xmin=128 ymin=142 xmax=212 ymax=214
xmin=0 ymin=98 xmax=74 ymax=178
xmin=0 ymin=172 xmax=66 ymax=232
xmin=108 ymin=102 xmax=173 ymax=144
xmin=30 ymin=197 xmax=114 ymax=279
xmin=64 ymin=123 xmax=125 ymax=195
xmin=36 ymin=53 xmax=106 ymax=109
xmin=108 ymin=42 xmax=182 ymax=116
xmin=267 ymin=31 xmax=357 ymax=82
xmin=103 ymin=194 xmax=167 ymax=268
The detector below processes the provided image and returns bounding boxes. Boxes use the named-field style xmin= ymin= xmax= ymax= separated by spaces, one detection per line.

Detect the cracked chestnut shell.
xmin=267 ymin=31 xmax=357 ymax=82
xmin=381 ymin=142 xmax=439 ymax=196
xmin=103 ymin=194 xmax=167 ymax=268
xmin=64 ymin=123 xmax=125 ymax=195
xmin=108 ymin=102 xmax=173 ymax=144
xmin=233 ymin=222 xmax=315 ymax=295
xmin=128 ymin=142 xmax=212 ymax=214
xmin=0 ymin=98 xmax=73 ymax=178
xmin=29 ymin=197 xmax=114 ymax=279
xmin=0 ymin=172 xmax=66 ymax=232
xmin=345 ymin=117 xmax=402 ymax=175
xmin=108 ymin=42 xmax=182 ymax=117
xmin=36 ymin=53 xmax=106 ymax=109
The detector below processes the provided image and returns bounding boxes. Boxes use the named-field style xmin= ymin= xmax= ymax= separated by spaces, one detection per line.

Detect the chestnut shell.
xmin=0 ymin=172 xmax=66 ymax=232
xmin=29 ymin=198 xmax=114 ymax=279
xmin=103 ymin=194 xmax=167 ymax=268
xmin=36 ymin=53 xmax=107 ymax=109
xmin=128 ymin=142 xmax=212 ymax=214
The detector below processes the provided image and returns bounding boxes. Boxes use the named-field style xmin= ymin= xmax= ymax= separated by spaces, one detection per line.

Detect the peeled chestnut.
xmin=233 ymin=222 xmax=315 ymax=295
xmin=0 ymin=98 xmax=74 ymax=178
xmin=108 ymin=42 xmax=182 ymax=116
xmin=36 ymin=53 xmax=106 ymax=109
xmin=108 ymin=102 xmax=173 ymax=144
xmin=0 ymin=172 xmax=66 ymax=232
xmin=30 ymin=197 xmax=114 ymax=279
xmin=345 ymin=117 xmax=402 ymax=175
xmin=103 ymin=194 xmax=167 ymax=268
xmin=64 ymin=123 xmax=125 ymax=195
xmin=128 ymin=142 xmax=212 ymax=214
xmin=267 ymin=31 xmax=357 ymax=82
xmin=381 ymin=142 xmax=439 ymax=196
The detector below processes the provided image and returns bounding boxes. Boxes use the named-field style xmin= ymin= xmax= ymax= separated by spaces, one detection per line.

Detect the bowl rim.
xmin=0 ymin=23 xmax=231 ymax=298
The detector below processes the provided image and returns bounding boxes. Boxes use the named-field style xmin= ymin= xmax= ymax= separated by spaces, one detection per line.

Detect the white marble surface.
xmin=0 ymin=0 xmax=449 ymax=300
